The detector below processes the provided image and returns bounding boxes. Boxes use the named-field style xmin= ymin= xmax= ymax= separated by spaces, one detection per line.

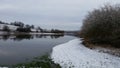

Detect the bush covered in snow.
xmin=80 ymin=4 xmax=120 ymax=47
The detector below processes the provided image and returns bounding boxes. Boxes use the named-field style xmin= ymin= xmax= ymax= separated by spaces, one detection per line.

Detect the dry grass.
xmin=82 ymin=40 xmax=120 ymax=57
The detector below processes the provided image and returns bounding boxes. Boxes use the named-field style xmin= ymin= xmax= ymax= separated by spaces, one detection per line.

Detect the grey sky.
xmin=0 ymin=0 xmax=120 ymax=30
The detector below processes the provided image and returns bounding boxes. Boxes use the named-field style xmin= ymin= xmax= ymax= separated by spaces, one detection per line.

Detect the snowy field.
xmin=51 ymin=39 xmax=120 ymax=68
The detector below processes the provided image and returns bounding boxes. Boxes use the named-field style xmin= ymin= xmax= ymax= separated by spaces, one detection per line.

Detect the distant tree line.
xmin=0 ymin=21 xmax=64 ymax=33
xmin=0 ymin=21 xmax=42 ymax=32
xmin=11 ymin=21 xmax=35 ymax=32
xmin=51 ymin=29 xmax=64 ymax=33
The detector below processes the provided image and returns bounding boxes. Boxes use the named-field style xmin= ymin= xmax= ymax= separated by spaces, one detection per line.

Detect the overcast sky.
xmin=0 ymin=0 xmax=120 ymax=30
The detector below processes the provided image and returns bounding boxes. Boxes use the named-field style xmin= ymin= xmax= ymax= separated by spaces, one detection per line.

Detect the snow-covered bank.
xmin=51 ymin=39 xmax=120 ymax=68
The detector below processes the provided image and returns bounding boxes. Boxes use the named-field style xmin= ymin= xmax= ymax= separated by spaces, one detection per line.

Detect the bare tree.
xmin=80 ymin=4 xmax=120 ymax=47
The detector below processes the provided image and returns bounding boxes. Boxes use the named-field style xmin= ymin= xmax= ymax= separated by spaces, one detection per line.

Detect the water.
xmin=0 ymin=34 xmax=76 ymax=67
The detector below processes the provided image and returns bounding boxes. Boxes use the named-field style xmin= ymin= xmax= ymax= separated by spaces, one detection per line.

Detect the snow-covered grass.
xmin=51 ymin=39 xmax=120 ymax=68
xmin=0 ymin=24 xmax=18 ymax=31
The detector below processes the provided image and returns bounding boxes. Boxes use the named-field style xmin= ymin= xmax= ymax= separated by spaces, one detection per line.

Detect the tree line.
xmin=0 ymin=21 xmax=64 ymax=33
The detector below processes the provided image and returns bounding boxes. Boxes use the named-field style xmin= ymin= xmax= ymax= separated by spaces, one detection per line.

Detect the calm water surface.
xmin=0 ymin=34 xmax=76 ymax=66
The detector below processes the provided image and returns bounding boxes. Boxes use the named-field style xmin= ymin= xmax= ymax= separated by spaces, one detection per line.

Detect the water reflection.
xmin=0 ymin=34 xmax=64 ymax=41
xmin=0 ymin=34 xmax=75 ymax=67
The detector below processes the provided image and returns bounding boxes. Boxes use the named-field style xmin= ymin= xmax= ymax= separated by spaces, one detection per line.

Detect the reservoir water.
xmin=0 ymin=34 xmax=76 ymax=67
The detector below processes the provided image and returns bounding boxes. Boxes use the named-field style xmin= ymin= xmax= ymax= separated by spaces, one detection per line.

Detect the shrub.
xmin=16 ymin=27 xmax=31 ymax=32
xmin=80 ymin=4 xmax=120 ymax=47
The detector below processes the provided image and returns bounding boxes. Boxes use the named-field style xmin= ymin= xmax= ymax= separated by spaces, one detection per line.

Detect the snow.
xmin=31 ymin=28 xmax=37 ymax=32
xmin=0 ymin=24 xmax=18 ymax=31
xmin=51 ymin=39 xmax=120 ymax=68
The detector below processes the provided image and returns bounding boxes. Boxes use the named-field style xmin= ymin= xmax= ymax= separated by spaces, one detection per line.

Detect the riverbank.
xmin=0 ymin=31 xmax=64 ymax=36
xmin=83 ymin=43 xmax=120 ymax=57
xmin=51 ymin=39 xmax=120 ymax=68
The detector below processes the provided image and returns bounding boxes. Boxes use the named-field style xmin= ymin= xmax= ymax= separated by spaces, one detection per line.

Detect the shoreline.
xmin=0 ymin=31 xmax=64 ymax=36
xmin=82 ymin=40 xmax=120 ymax=57
xmin=51 ymin=38 xmax=120 ymax=68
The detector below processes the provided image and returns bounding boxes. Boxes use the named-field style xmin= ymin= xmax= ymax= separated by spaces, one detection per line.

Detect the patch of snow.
xmin=51 ymin=39 xmax=120 ymax=68
xmin=31 ymin=28 xmax=37 ymax=32
xmin=0 ymin=24 xmax=18 ymax=31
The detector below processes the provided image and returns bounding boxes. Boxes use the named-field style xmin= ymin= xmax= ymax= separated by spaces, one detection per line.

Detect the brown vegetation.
xmin=80 ymin=4 xmax=120 ymax=48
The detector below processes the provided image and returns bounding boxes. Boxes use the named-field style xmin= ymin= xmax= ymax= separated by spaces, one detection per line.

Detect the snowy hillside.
xmin=0 ymin=24 xmax=18 ymax=31
xmin=51 ymin=39 xmax=120 ymax=68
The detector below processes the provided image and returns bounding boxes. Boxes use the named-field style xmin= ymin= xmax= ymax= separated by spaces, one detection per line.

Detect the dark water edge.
xmin=0 ymin=34 xmax=76 ymax=68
